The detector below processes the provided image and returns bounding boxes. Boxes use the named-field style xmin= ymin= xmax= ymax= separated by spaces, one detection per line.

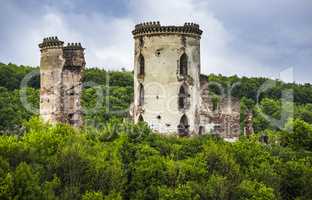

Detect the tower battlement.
xmin=39 ymin=36 xmax=64 ymax=49
xmin=132 ymin=22 xmax=203 ymax=38
xmin=64 ymin=42 xmax=84 ymax=50
xmin=134 ymin=21 xmax=161 ymax=29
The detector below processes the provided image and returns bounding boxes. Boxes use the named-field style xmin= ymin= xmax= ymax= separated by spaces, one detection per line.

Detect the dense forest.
xmin=0 ymin=62 xmax=311 ymax=199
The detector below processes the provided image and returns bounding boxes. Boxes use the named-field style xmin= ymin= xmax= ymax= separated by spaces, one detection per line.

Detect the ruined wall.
xmin=62 ymin=43 xmax=85 ymax=127
xmin=39 ymin=37 xmax=85 ymax=127
xmin=244 ymin=111 xmax=254 ymax=137
xmin=199 ymin=78 xmax=241 ymax=139
xmin=132 ymin=22 xmax=202 ymax=134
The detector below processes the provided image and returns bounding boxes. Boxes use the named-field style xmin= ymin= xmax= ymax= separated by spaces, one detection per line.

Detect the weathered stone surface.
xmin=39 ymin=37 xmax=85 ymax=127
xmin=131 ymin=22 xmax=249 ymax=138
xmin=199 ymin=76 xmax=241 ymax=139
xmin=132 ymin=22 xmax=202 ymax=135
xmin=244 ymin=111 xmax=254 ymax=137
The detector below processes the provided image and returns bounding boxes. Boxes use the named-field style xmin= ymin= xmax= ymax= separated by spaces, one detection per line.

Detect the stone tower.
xmin=39 ymin=36 xmax=85 ymax=127
xmin=132 ymin=22 xmax=202 ymax=135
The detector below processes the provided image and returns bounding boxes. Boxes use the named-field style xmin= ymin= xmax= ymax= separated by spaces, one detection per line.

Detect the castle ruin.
xmin=132 ymin=22 xmax=242 ymax=138
xmin=38 ymin=22 xmax=248 ymax=139
xmin=39 ymin=37 xmax=85 ymax=127
xmin=199 ymin=76 xmax=241 ymax=138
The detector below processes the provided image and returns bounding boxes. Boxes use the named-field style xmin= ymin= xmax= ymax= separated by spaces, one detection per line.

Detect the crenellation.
xmin=64 ymin=42 xmax=84 ymax=50
xmin=39 ymin=36 xmax=64 ymax=49
xmin=132 ymin=22 xmax=203 ymax=38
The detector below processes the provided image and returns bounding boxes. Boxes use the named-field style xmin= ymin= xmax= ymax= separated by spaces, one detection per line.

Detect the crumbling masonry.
xmin=39 ymin=37 xmax=85 ymax=127
xmin=37 ymin=22 xmax=250 ymax=139
xmin=199 ymin=76 xmax=241 ymax=139
xmin=132 ymin=22 xmax=244 ymax=139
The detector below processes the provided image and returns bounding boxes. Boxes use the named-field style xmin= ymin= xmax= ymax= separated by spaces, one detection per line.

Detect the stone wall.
xmin=132 ymin=22 xmax=202 ymax=135
xmin=199 ymin=78 xmax=241 ymax=139
xmin=39 ymin=37 xmax=85 ymax=127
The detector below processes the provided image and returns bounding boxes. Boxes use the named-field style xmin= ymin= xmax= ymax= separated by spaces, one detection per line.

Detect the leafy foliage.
xmin=0 ymin=119 xmax=310 ymax=199
xmin=0 ymin=63 xmax=311 ymax=199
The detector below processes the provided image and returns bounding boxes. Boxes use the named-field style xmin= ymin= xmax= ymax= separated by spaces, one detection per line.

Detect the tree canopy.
xmin=0 ymin=62 xmax=311 ymax=199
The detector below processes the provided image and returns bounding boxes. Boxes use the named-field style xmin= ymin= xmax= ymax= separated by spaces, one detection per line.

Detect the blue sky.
xmin=0 ymin=0 xmax=311 ymax=83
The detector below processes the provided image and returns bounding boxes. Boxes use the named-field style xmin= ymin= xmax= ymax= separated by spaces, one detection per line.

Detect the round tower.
xmin=39 ymin=37 xmax=65 ymax=123
xmin=132 ymin=22 xmax=203 ymax=135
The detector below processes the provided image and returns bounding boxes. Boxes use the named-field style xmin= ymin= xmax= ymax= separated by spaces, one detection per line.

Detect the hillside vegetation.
xmin=0 ymin=62 xmax=311 ymax=199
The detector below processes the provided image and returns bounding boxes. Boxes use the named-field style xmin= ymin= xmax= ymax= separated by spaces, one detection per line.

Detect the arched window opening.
xmin=179 ymin=53 xmax=188 ymax=76
xmin=178 ymin=84 xmax=189 ymax=110
xmin=138 ymin=115 xmax=144 ymax=122
xmin=138 ymin=84 xmax=144 ymax=106
xmin=178 ymin=114 xmax=189 ymax=136
xmin=138 ymin=54 xmax=145 ymax=76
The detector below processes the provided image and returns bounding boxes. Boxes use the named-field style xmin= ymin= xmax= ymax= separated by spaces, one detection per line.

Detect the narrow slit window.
xmin=138 ymin=84 xmax=144 ymax=106
xmin=139 ymin=54 xmax=145 ymax=76
xmin=178 ymin=84 xmax=188 ymax=110
xmin=179 ymin=53 xmax=188 ymax=76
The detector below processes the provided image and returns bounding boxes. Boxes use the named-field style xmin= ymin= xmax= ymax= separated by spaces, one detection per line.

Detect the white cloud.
xmin=129 ymin=0 xmax=278 ymax=78
xmin=0 ymin=0 xmax=311 ymax=82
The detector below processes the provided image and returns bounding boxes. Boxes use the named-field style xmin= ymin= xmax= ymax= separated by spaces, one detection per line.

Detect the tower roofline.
xmin=39 ymin=37 xmax=85 ymax=51
xmin=39 ymin=36 xmax=64 ymax=49
xmin=63 ymin=43 xmax=84 ymax=50
xmin=132 ymin=21 xmax=203 ymax=38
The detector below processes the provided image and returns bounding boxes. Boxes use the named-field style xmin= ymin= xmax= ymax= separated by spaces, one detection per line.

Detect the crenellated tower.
xmin=132 ymin=22 xmax=203 ymax=135
xmin=39 ymin=37 xmax=85 ymax=127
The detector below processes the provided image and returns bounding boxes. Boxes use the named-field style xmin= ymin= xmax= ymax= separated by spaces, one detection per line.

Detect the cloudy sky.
xmin=0 ymin=0 xmax=311 ymax=83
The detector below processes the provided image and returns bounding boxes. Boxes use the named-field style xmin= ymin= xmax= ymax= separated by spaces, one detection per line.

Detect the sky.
xmin=0 ymin=0 xmax=311 ymax=83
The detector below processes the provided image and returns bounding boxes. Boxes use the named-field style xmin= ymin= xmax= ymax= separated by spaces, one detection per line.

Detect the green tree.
xmin=13 ymin=162 xmax=42 ymax=200
xmin=0 ymin=173 xmax=14 ymax=200
xmin=82 ymin=191 xmax=104 ymax=200
xmin=204 ymin=175 xmax=231 ymax=200
xmin=234 ymin=180 xmax=276 ymax=200
xmin=282 ymin=119 xmax=312 ymax=151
